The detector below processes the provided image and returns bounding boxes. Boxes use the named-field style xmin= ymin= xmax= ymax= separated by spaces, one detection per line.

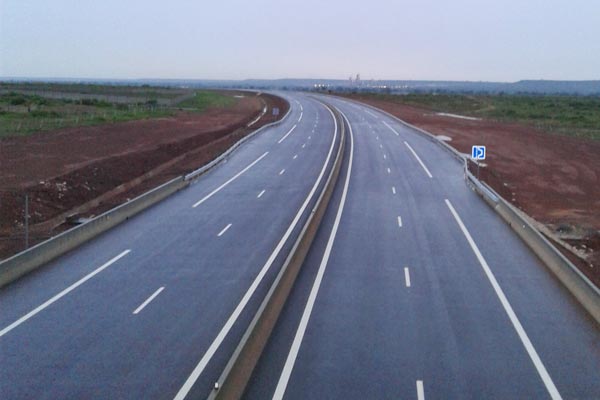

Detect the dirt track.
xmin=0 ymin=92 xmax=288 ymax=259
xmin=344 ymin=94 xmax=600 ymax=286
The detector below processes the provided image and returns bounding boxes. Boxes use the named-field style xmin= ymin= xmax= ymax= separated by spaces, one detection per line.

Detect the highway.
xmin=243 ymin=96 xmax=600 ymax=399
xmin=1 ymin=92 xmax=599 ymax=399
xmin=0 ymin=93 xmax=340 ymax=399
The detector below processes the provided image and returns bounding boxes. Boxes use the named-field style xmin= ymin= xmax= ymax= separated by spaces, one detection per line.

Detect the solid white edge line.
xmin=445 ymin=199 xmax=562 ymax=400
xmin=133 ymin=286 xmax=164 ymax=315
xmin=404 ymin=267 xmax=411 ymax=287
xmin=383 ymin=120 xmax=400 ymax=136
xmin=192 ymin=152 xmax=269 ymax=208
xmin=173 ymin=101 xmax=339 ymax=400
xmin=0 ymin=250 xmax=131 ymax=337
xmin=278 ymin=125 xmax=297 ymax=144
xmin=417 ymin=380 xmax=425 ymax=400
xmin=217 ymin=223 xmax=232 ymax=237
xmin=272 ymin=109 xmax=354 ymax=400
xmin=404 ymin=141 xmax=433 ymax=178
xmin=298 ymin=112 xmax=303 ymax=122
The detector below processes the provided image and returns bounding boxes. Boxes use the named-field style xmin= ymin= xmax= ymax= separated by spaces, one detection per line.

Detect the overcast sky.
xmin=1 ymin=0 xmax=599 ymax=81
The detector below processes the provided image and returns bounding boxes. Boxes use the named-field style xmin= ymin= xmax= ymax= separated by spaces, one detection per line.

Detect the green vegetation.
xmin=0 ymin=84 xmax=237 ymax=138
xmin=0 ymin=82 xmax=189 ymax=100
xmin=176 ymin=91 xmax=236 ymax=111
xmin=356 ymin=93 xmax=600 ymax=140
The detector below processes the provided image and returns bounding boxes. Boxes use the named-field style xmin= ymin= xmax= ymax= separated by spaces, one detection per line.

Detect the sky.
xmin=1 ymin=0 xmax=599 ymax=81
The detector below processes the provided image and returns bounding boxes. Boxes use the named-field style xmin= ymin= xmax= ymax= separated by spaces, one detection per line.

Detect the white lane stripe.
xmin=217 ymin=223 xmax=232 ymax=237
xmin=0 ymin=250 xmax=131 ymax=337
xmin=192 ymin=152 xmax=269 ymax=208
xmin=293 ymin=154 xmax=298 ymax=160
xmin=133 ymin=287 xmax=164 ymax=314
xmin=387 ymin=168 xmax=391 ymax=174
xmin=379 ymin=144 xmax=383 ymax=149
xmin=278 ymin=125 xmax=297 ymax=144
xmin=302 ymin=143 xmax=306 ymax=148
xmin=300 ymin=104 xmax=303 ymax=112
xmin=298 ymin=112 xmax=303 ymax=122
xmin=404 ymin=268 xmax=411 ymax=287
xmin=273 ymin=110 xmax=354 ymax=400
xmin=383 ymin=154 xmax=387 ymax=159
xmin=279 ymin=169 xmax=285 ymax=175
xmin=404 ymin=141 xmax=433 ymax=178
xmin=397 ymin=216 xmax=403 ymax=227
xmin=308 ymin=136 xmax=311 ymax=140
xmin=383 ymin=120 xmax=400 ymax=136
xmin=376 ymin=136 xmax=380 ymax=140
xmin=173 ymin=102 xmax=339 ymax=400
xmin=363 ymin=108 xmax=378 ymax=118
xmin=257 ymin=189 xmax=265 ymax=198
xmin=392 ymin=186 xmax=396 ymax=194
xmin=417 ymin=380 xmax=425 ymax=400
xmin=445 ymin=199 xmax=562 ymax=400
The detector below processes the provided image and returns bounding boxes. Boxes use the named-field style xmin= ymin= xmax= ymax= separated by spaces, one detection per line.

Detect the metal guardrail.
xmin=0 ymin=176 xmax=188 ymax=288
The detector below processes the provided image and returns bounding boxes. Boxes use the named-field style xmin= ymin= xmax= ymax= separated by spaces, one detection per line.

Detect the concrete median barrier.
xmin=207 ymin=102 xmax=346 ymax=400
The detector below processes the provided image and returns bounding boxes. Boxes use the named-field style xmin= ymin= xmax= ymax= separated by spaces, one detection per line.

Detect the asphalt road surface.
xmin=244 ymin=95 xmax=600 ymax=400
xmin=1 ymin=93 xmax=599 ymax=400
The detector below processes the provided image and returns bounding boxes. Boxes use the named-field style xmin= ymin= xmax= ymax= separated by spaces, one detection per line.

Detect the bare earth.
xmin=344 ymin=94 xmax=600 ymax=287
xmin=0 ymin=92 xmax=288 ymax=259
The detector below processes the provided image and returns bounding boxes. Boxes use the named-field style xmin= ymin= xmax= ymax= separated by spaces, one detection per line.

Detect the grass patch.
xmin=0 ymin=87 xmax=237 ymax=139
xmin=176 ymin=91 xmax=236 ymax=111
xmin=351 ymin=93 xmax=600 ymax=140
xmin=0 ymin=92 xmax=174 ymax=138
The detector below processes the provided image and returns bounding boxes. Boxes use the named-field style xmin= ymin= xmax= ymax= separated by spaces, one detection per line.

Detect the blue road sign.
xmin=471 ymin=145 xmax=486 ymax=160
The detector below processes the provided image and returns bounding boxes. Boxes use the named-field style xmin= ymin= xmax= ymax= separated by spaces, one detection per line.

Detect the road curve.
xmin=0 ymin=92 xmax=340 ymax=399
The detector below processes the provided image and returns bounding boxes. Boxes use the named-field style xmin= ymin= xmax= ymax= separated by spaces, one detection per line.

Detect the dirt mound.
xmin=345 ymin=94 xmax=600 ymax=286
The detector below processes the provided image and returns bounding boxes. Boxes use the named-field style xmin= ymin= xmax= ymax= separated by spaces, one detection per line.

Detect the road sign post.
xmin=471 ymin=145 xmax=486 ymax=180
